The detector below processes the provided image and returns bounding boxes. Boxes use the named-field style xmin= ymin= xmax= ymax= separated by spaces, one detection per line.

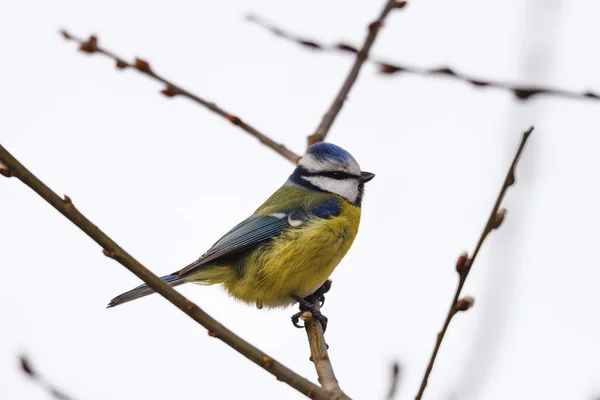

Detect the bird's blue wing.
xmin=179 ymin=198 xmax=341 ymax=276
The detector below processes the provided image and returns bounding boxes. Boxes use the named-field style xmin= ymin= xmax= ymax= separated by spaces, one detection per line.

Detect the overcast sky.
xmin=1 ymin=0 xmax=599 ymax=399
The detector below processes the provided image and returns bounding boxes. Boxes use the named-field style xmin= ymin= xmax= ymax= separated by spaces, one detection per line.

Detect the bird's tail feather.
xmin=107 ymin=273 xmax=185 ymax=308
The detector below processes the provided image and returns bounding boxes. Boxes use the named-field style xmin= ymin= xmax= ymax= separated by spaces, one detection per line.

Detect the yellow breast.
xmin=224 ymin=199 xmax=362 ymax=307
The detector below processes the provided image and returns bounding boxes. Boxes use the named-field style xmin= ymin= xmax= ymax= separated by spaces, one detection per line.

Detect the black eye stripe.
xmin=295 ymin=166 xmax=359 ymax=180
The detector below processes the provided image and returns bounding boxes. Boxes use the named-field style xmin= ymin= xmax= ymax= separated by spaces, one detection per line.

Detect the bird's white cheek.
xmin=302 ymin=176 xmax=359 ymax=203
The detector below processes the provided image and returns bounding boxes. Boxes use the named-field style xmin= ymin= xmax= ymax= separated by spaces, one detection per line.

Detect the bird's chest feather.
xmin=251 ymin=201 xmax=361 ymax=301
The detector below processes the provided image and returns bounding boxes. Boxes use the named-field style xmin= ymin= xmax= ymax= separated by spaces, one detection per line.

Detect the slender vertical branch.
xmin=0 ymin=145 xmax=330 ymax=400
xmin=59 ymin=30 xmax=301 ymax=164
xmin=414 ymin=126 xmax=534 ymax=400
xmin=307 ymin=0 xmax=407 ymax=146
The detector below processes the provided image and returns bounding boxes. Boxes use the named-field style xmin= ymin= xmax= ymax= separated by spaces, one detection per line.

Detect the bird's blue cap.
xmin=306 ymin=142 xmax=357 ymax=164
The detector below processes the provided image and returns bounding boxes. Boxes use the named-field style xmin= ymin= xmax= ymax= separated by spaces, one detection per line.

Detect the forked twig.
xmin=59 ymin=30 xmax=301 ymax=164
xmin=0 ymin=145 xmax=331 ymax=400
xmin=306 ymin=0 xmax=408 ymax=146
xmin=247 ymin=16 xmax=600 ymax=104
xmin=414 ymin=126 xmax=534 ymax=400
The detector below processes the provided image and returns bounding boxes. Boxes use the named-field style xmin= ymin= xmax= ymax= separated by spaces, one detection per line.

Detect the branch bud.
xmin=368 ymin=20 xmax=382 ymax=33
xmin=160 ymin=85 xmax=179 ymax=98
xmin=134 ymin=58 xmax=151 ymax=73
xmin=115 ymin=59 xmax=128 ymax=69
xmin=225 ymin=114 xmax=242 ymax=126
xmin=455 ymin=251 xmax=470 ymax=275
xmin=394 ymin=1 xmax=408 ymax=9
xmin=455 ymin=296 xmax=475 ymax=312
xmin=78 ymin=35 xmax=98 ymax=53
xmin=102 ymin=249 xmax=115 ymax=258
xmin=491 ymin=208 xmax=507 ymax=230
xmin=335 ymin=43 xmax=358 ymax=53
xmin=379 ymin=63 xmax=401 ymax=74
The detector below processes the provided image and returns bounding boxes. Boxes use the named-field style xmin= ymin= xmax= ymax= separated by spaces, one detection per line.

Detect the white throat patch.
xmin=301 ymin=175 xmax=360 ymax=203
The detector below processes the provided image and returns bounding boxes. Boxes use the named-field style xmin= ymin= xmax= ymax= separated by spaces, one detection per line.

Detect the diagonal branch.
xmin=59 ymin=30 xmax=301 ymax=164
xmin=0 ymin=145 xmax=332 ymax=400
xmin=305 ymin=0 xmax=408 ymax=146
xmin=414 ymin=126 xmax=534 ymax=400
xmin=247 ymin=16 xmax=600 ymax=104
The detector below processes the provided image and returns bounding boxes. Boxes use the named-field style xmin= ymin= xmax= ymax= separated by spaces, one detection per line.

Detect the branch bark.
xmin=414 ymin=126 xmax=534 ymax=400
xmin=307 ymin=0 xmax=407 ymax=146
xmin=0 ymin=145 xmax=331 ymax=400
xmin=59 ymin=30 xmax=301 ymax=164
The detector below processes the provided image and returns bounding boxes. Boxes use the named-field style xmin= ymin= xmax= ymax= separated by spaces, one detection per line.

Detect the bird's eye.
xmin=331 ymin=172 xmax=344 ymax=179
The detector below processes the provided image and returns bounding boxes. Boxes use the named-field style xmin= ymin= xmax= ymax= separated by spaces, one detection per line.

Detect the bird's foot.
xmin=290 ymin=292 xmax=329 ymax=332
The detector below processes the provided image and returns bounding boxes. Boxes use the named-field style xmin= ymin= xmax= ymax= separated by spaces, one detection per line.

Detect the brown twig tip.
xmin=386 ymin=361 xmax=402 ymax=400
xmin=394 ymin=0 xmax=408 ymax=8
xmin=491 ymin=208 xmax=507 ymax=230
xmin=161 ymin=85 xmax=179 ymax=98
xmin=262 ymin=356 xmax=274 ymax=369
xmin=455 ymin=296 xmax=475 ymax=312
xmin=59 ymin=29 xmax=72 ymax=40
xmin=19 ymin=355 xmax=36 ymax=377
xmin=102 ymin=249 xmax=115 ymax=258
xmin=455 ymin=251 xmax=469 ymax=275
xmin=134 ymin=58 xmax=151 ymax=73
xmin=78 ymin=35 xmax=98 ymax=53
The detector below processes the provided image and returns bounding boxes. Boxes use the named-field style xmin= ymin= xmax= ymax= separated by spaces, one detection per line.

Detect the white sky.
xmin=1 ymin=0 xmax=599 ymax=399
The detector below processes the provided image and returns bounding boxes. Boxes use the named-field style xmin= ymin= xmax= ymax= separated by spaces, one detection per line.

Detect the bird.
xmin=108 ymin=142 xmax=374 ymax=330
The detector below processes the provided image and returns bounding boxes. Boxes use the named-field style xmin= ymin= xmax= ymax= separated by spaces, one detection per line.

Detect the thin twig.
xmin=0 ymin=145 xmax=332 ymax=400
xmin=59 ymin=30 xmax=301 ymax=164
xmin=305 ymin=0 xmax=408 ymax=146
xmin=247 ymin=16 xmax=600 ymax=104
xmin=19 ymin=354 xmax=77 ymax=400
xmin=386 ymin=362 xmax=402 ymax=400
xmin=414 ymin=126 xmax=534 ymax=400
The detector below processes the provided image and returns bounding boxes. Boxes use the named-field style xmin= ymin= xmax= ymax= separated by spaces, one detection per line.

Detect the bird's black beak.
xmin=359 ymin=171 xmax=375 ymax=183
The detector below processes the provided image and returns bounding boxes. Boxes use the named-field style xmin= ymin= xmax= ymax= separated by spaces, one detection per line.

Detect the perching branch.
xmin=0 ymin=145 xmax=332 ymax=400
xmin=247 ymin=16 xmax=600 ymax=104
xmin=414 ymin=126 xmax=534 ymax=400
xmin=18 ymin=355 xmax=77 ymax=400
xmin=306 ymin=0 xmax=408 ymax=146
xmin=59 ymin=30 xmax=301 ymax=164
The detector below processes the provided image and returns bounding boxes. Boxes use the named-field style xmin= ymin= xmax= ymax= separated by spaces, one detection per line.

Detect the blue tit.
xmin=108 ymin=142 xmax=374 ymax=329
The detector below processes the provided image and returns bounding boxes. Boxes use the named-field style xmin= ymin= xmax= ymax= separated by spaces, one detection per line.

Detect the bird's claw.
xmin=291 ymin=302 xmax=329 ymax=332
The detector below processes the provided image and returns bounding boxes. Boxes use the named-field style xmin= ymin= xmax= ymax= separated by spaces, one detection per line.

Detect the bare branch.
xmin=302 ymin=293 xmax=350 ymax=400
xmin=58 ymin=30 xmax=301 ymax=164
xmin=305 ymin=0 xmax=408 ymax=146
xmin=19 ymin=354 xmax=77 ymax=400
xmin=414 ymin=126 xmax=534 ymax=400
xmin=0 ymin=144 xmax=332 ymax=400
xmin=247 ymin=16 xmax=600 ymax=104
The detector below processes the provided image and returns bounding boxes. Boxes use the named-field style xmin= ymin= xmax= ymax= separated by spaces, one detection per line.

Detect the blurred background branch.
xmin=246 ymin=14 xmax=600 ymax=104
xmin=19 ymin=354 xmax=77 ymax=400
